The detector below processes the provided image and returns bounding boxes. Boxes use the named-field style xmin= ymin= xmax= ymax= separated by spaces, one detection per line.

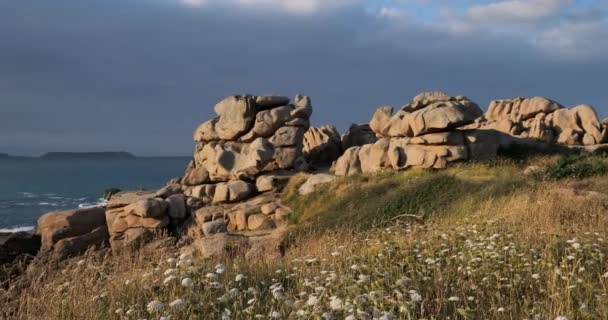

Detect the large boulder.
xmin=303 ymin=125 xmax=343 ymax=167
xmin=472 ymin=97 xmax=605 ymax=146
xmin=105 ymin=191 xmax=169 ymax=251
xmin=486 ymin=97 xmax=562 ymax=122
xmin=240 ymin=106 xmax=292 ymax=142
xmin=332 ymin=129 xmax=510 ymax=176
xmin=212 ymin=181 xmax=254 ymax=204
xmin=374 ymin=94 xmax=483 ymax=138
xmin=341 ymin=124 xmax=377 ymax=150
xmin=213 ymin=95 xmax=256 ymax=140
xmin=37 ymin=207 xmax=108 ymax=257
xmin=0 ymin=232 xmax=40 ymax=264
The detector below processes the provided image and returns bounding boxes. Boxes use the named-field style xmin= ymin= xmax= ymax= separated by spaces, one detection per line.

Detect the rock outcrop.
xmin=0 ymin=232 xmax=40 ymax=264
xmin=333 ymin=92 xmax=505 ymax=176
xmin=37 ymin=207 xmax=109 ymax=258
xmin=371 ymin=94 xmax=483 ymax=138
xmin=468 ymin=97 xmax=606 ymax=146
xmin=341 ymin=123 xmax=377 ymax=150
xmin=105 ymin=191 xmax=173 ymax=251
xmin=303 ymin=125 xmax=343 ymax=167
xmin=186 ymin=94 xmax=311 ymax=186
xmin=176 ymin=94 xmax=311 ymax=257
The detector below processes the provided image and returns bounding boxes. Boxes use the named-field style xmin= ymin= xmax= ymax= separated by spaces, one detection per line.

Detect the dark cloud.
xmin=1 ymin=0 xmax=607 ymax=156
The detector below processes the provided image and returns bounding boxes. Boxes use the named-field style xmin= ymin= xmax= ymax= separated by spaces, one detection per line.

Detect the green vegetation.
xmin=4 ymin=154 xmax=608 ymax=320
xmin=546 ymin=154 xmax=608 ymax=179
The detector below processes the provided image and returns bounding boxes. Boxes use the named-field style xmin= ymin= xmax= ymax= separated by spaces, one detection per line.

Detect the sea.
xmin=0 ymin=157 xmax=190 ymax=232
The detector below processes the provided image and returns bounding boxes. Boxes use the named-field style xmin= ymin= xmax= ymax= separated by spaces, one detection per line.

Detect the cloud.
xmin=534 ymin=19 xmax=608 ymax=59
xmin=180 ymin=0 xmax=359 ymax=14
xmin=466 ymin=0 xmax=570 ymax=23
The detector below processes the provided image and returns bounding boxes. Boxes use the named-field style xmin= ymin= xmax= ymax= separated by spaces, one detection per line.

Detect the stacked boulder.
xmin=303 ymin=123 xmax=377 ymax=168
xmin=177 ymin=94 xmax=311 ymax=251
xmin=104 ymin=189 xmax=186 ymax=251
xmin=332 ymin=92 xmax=508 ymax=176
xmin=467 ymin=97 xmax=606 ymax=145
xmin=303 ymin=125 xmax=343 ymax=167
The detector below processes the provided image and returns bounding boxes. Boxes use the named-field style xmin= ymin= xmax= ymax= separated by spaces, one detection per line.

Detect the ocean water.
xmin=0 ymin=157 xmax=190 ymax=231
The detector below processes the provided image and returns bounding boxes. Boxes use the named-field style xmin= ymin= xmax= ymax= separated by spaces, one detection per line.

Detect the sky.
xmin=1 ymin=0 xmax=607 ymax=156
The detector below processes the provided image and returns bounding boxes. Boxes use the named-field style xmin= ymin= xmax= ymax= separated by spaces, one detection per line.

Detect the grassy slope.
xmin=4 ymin=154 xmax=608 ymax=320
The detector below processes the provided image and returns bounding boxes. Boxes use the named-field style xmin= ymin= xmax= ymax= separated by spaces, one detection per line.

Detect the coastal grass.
xmin=4 ymin=155 xmax=608 ymax=319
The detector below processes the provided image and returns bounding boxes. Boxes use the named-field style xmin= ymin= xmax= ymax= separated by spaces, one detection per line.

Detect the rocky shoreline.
xmin=2 ymin=91 xmax=607 ymax=286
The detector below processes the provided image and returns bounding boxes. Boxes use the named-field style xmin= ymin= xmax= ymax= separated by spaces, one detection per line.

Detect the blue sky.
xmin=1 ymin=0 xmax=607 ymax=155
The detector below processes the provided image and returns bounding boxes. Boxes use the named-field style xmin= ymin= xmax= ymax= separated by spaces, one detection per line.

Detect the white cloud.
xmin=466 ymin=0 xmax=570 ymax=23
xmin=180 ymin=0 xmax=359 ymax=14
xmin=534 ymin=19 xmax=608 ymax=59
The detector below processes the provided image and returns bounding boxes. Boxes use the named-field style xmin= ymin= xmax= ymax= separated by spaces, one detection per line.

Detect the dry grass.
xmin=3 ymin=155 xmax=608 ymax=319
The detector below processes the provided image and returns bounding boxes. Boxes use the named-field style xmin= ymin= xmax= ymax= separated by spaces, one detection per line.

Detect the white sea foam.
xmin=0 ymin=225 xmax=35 ymax=233
xmin=78 ymin=198 xmax=108 ymax=209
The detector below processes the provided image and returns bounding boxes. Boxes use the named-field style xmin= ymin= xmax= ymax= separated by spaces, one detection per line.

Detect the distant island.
xmin=0 ymin=153 xmax=32 ymax=160
xmin=40 ymin=151 xmax=136 ymax=160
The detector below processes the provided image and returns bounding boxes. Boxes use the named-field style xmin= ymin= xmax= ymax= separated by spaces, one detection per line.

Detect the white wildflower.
xmin=164 ymin=268 xmax=178 ymax=276
xmin=235 ymin=274 xmax=246 ymax=282
xmin=215 ymin=264 xmax=226 ymax=275
xmin=181 ymin=277 xmax=194 ymax=288
xmin=409 ymin=290 xmax=422 ymax=302
xmin=448 ymin=296 xmax=460 ymax=302
xmin=163 ymin=275 xmax=177 ymax=285
xmin=329 ymin=297 xmax=343 ymax=311
xmin=306 ymin=295 xmax=319 ymax=306
xmin=146 ymin=300 xmax=164 ymax=314
xmin=169 ymin=298 xmax=185 ymax=310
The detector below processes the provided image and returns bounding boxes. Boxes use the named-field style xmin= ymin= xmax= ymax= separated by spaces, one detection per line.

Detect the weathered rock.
xmin=247 ymin=214 xmax=276 ymax=231
xmin=193 ymin=139 xmax=275 ymax=182
xmin=182 ymin=165 xmax=210 ymax=186
xmin=193 ymin=118 xmax=219 ymax=142
xmin=332 ymin=147 xmax=362 ymax=176
xmin=572 ymin=104 xmax=603 ymax=145
xmin=474 ymin=97 xmax=604 ymax=146
xmin=213 ymin=181 xmax=254 ymax=204
xmin=185 ymin=184 xmax=216 ymax=199
xmin=240 ymin=106 xmax=292 ymax=142
xmin=107 ymin=191 xmax=156 ymax=209
xmin=123 ymin=199 xmax=168 ymax=218
xmin=0 ymin=232 xmax=40 ymax=264
xmin=380 ymin=94 xmax=483 ymax=138
xmin=166 ymin=194 xmax=187 ymax=219
xmin=265 ymin=147 xmax=302 ymax=170
xmin=155 ymin=184 xmax=182 ymax=199
xmin=341 ymin=124 xmax=377 ymax=150
xmin=486 ymin=97 xmax=562 ymax=122
xmin=37 ymin=207 xmax=107 ymax=254
xmin=255 ymin=174 xmax=291 ymax=193
xmin=194 ymin=206 xmax=225 ymax=225
xmin=234 ymin=209 xmax=249 ymax=231
xmin=413 ymin=91 xmax=451 ymax=103
xmin=298 ymin=174 xmax=337 ymax=195
xmin=202 ymin=219 xmax=228 ymax=236
xmin=303 ymin=125 xmax=343 ymax=167
xmin=255 ymin=95 xmax=290 ymax=109
xmin=358 ymin=139 xmax=391 ymax=173
xmin=52 ymin=225 xmax=109 ymax=259
xmin=270 ymin=126 xmax=306 ymax=147
xmin=214 ymin=95 xmax=256 ymax=140
xmin=370 ymin=106 xmax=394 ymax=137
xmin=260 ymin=203 xmax=278 ymax=215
